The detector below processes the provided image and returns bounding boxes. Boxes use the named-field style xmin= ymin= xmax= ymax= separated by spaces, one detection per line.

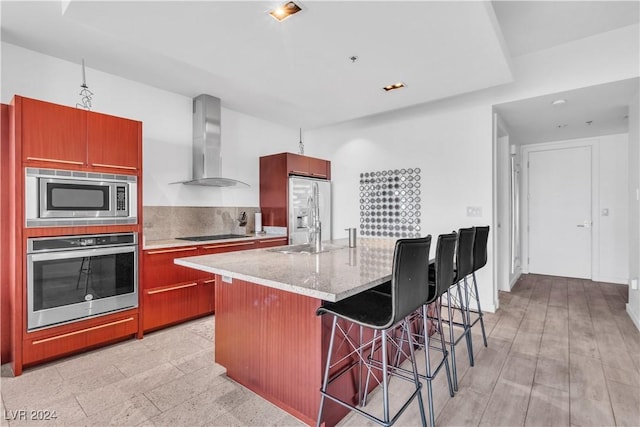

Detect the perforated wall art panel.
xmin=359 ymin=168 xmax=422 ymax=238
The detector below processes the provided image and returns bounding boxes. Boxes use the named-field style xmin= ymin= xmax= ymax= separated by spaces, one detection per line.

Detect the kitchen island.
xmin=175 ymin=238 xmax=397 ymax=426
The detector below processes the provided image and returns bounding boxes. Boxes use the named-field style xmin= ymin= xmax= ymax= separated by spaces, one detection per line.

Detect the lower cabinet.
xmin=23 ymin=310 xmax=138 ymax=366
xmin=142 ymin=238 xmax=283 ymax=333
xmin=142 ymin=280 xmax=213 ymax=332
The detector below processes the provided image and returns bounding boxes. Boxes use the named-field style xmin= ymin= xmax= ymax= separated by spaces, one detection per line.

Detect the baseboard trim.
xmin=596 ymin=276 xmax=628 ymax=285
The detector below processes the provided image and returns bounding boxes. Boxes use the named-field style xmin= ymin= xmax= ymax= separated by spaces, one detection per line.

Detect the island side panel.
xmin=215 ymin=275 xmax=326 ymax=425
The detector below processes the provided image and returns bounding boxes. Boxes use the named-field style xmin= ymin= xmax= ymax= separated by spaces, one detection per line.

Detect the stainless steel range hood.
xmin=178 ymin=94 xmax=249 ymax=187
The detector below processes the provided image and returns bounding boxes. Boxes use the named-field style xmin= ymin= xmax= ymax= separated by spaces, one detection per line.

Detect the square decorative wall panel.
xmin=359 ymin=168 xmax=422 ymax=238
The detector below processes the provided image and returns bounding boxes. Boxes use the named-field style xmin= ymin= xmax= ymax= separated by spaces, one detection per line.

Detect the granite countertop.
xmin=174 ymin=237 xmax=397 ymax=302
xmin=143 ymin=232 xmax=287 ymax=250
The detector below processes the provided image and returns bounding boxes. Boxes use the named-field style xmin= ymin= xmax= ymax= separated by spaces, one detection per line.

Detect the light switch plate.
xmin=631 ymin=278 xmax=638 ymax=290
xmin=467 ymin=206 xmax=482 ymax=217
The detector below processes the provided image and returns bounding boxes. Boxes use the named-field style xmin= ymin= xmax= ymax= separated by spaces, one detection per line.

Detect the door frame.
xmin=521 ymin=138 xmax=600 ymax=280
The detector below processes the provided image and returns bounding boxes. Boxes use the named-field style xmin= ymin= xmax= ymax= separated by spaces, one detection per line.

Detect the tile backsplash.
xmin=143 ymin=206 xmax=261 ymax=241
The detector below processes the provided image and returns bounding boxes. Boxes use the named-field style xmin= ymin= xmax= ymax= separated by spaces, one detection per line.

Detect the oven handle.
xmin=27 ymin=245 xmax=137 ymax=261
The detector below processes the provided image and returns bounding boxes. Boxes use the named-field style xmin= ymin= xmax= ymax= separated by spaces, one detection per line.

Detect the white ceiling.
xmin=1 ymin=0 xmax=639 ymax=140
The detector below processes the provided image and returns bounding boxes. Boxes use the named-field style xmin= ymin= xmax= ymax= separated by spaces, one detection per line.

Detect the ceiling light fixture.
xmin=551 ymin=99 xmax=567 ymax=106
xmin=268 ymin=1 xmax=302 ymax=22
xmin=383 ymin=82 xmax=406 ymax=92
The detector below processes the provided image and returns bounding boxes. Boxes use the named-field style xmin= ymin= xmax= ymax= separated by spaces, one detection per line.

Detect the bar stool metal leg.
xmin=471 ymin=271 xmax=488 ymax=347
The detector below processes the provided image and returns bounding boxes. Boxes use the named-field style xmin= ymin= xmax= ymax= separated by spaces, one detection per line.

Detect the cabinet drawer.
xmin=23 ymin=313 xmax=138 ymax=365
xmin=143 ymin=246 xmax=200 ymax=288
xmin=257 ymin=237 xmax=288 ymax=248
xmin=143 ymin=281 xmax=212 ymax=332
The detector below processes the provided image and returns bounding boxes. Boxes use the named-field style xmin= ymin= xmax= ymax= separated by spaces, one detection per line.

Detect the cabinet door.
xmin=21 ymin=97 xmax=87 ymax=166
xmin=287 ymin=153 xmax=309 ymax=176
xmin=308 ymin=157 xmax=329 ymax=179
xmin=87 ymin=111 xmax=141 ymax=172
xmin=143 ymin=247 xmax=200 ymax=288
xmin=143 ymin=282 xmax=203 ymax=331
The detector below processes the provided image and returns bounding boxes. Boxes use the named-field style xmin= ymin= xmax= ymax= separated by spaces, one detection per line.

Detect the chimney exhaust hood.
xmin=177 ymin=94 xmax=249 ymax=187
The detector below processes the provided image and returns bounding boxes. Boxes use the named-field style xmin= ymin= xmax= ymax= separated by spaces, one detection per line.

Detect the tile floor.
xmin=1 ymin=274 xmax=639 ymax=426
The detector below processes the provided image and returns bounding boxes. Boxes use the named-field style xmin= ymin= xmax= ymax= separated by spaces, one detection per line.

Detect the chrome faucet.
xmin=308 ymin=182 xmax=322 ymax=252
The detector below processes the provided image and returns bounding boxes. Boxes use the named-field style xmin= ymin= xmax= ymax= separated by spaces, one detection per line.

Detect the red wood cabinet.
xmin=17 ymin=96 xmax=141 ymax=172
xmin=260 ymin=152 xmax=331 ymax=227
xmin=87 ymin=111 xmax=141 ymax=172
xmin=22 ymin=310 xmax=138 ymax=366
xmin=142 ymin=246 xmax=206 ymax=331
xmin=20 ymin=96 xmax=87 ymax=166
xmin=142 ymin=237 xmax=285 ymax=332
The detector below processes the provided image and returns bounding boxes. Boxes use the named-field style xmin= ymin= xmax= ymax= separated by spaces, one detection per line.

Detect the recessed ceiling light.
xmin=551 ymin=99 xmax=567 ymax=106
xmin=383 ymin=82 xmax=406 ymax=92
xmin=268 ymin=1 xmax=302 ymax=22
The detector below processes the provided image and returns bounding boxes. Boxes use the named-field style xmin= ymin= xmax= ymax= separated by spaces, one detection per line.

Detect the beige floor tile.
xmin=1 ymin=365 xmax=72 ymax=410
xmin=75 ymin=382 xmax=135 ymax=417
xmin=85 ymin=393 xmax=160 ymax=427
xmin=538 ymin=331 xmax=569 ymax=364
xmin=570 ymin=396 xmax=615 ymax=427
xmin=170 ymin=349 xmax=220 ymax=375
xmin=534 ymin=356 xmax=570 ymax=392
xmin=525 ymin=383 xmax=570 ymax=427
xmin=144 ymin=364 xmax=230 ymax=412
xmin=3 ymin=395 xmax=87 ymax=427
xmin=115 ymin=362 xmax=185 ymax=396
xmin=148 ymin=387 xmax=241 ymax=427
xmin=499 ymin=351 xmax=537 ymax=387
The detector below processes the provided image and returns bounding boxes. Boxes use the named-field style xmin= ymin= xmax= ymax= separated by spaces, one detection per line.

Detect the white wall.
xmin=1 ymin=42 xmax=299 ymax=207
xmin=628 ymin=92 xmax=640 ymax=329
xmin=520 ymin=134 xmax=629 ymax=284
xmin=307 ymin=104 xmax=497 ymax=312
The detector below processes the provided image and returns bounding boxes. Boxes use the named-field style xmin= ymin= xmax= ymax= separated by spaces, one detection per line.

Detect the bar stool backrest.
xmin=390 ymin=236 xmax=432 ymax=327
xmin=433 ymin=233 xmax=458 ymax=298
xmin=472 ymin=226 xmax=490 ymax=271
xmin=455 ymin=227 xmax=475 ymax=280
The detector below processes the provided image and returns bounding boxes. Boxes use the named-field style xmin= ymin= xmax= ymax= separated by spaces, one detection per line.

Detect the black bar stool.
xmin=364 ymin=233 xmax=457 ymax=427
xmin=434 ymin=227 xmax=475 ymax=392
xmin=316 ymin=236 xmax=432 ymax=427
xmin=470 ymin=225 xmax=489 ymax=347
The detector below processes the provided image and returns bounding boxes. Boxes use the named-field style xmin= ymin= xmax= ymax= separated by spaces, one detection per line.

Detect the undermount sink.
xmin=268 ymin=243 xmax=345 ymax=254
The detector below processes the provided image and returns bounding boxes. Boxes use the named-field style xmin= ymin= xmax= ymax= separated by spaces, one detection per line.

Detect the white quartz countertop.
xmin=174 ymin=237 xmax=398 ymax=302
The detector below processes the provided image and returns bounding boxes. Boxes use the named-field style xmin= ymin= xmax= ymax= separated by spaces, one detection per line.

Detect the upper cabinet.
xmin=260 ymin=152 xmax=331 ymax=227
xmin=87 ymin=111 xmax=141 ymax=172
xmin=20 ymin=97 xmax=87 ymax=166
xmin=17 ymin=96 xmax=142 ymax=173
xmin=286 ymin=153 xmax=330 ymax=179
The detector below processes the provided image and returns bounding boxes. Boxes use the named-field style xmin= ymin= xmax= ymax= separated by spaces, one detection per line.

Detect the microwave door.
xmin=40 ymin=178 xmax=111 ymax=218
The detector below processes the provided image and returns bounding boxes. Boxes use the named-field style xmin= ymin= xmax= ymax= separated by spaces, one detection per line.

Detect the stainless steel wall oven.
xmin=26 ymin=233 xmax=138 ymax=331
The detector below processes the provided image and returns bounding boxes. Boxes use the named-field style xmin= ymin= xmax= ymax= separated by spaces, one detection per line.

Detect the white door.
xmin=528 ymin=146 xmax=592 ymax=279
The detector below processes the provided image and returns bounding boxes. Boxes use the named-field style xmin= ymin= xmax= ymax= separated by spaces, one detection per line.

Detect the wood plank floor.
xmin=1 ymin=274 xmax=638 ymax=426
xmin=340 ymin=274 xmax=640 ymax=427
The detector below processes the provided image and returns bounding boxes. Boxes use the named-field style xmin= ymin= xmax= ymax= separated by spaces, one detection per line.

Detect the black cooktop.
xmin=176 ymin=234 xmax=248 ymax=242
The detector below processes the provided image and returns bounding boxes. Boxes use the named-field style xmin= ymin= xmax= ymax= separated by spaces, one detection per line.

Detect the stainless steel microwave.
xmin=25 ymin=168 xmax=137 ymax=227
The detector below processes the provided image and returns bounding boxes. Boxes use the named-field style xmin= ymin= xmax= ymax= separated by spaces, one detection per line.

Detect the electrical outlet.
xmin=466 ymin=206 xmax=482 ymax=217
xmin=631 ymin=278 xmax=638 ymax=290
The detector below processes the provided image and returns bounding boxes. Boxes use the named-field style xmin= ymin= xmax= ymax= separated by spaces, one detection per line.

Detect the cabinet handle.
xmin=26 ymin=157 xmax=84 ymax=165
xmin=147 ymin=247 xmax=197 ymax=255
xmin=311 ymin=173 xmax=327 ymax=178
xmin=203 ymin=279 xmax=216 ymax=284
xmin=32 ymin=317 xmax=135 ymax=345
xmin=147 ymin=282 xmax=198 ymax=295
xmin=202 ymin=242 xmax=255 ymax=249
xmin=91 ymin=163 xmax=137 ymax=171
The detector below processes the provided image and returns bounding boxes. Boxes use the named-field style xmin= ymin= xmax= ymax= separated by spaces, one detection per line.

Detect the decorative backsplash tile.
xmin=143 ymin=206 xmax=260 ymax=241
xmin=359 ymin=168 xmax=422 ymax=238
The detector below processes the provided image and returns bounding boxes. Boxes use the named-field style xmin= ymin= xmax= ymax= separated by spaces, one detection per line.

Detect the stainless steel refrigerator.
xmin=288 ymin=176 xmax=331 ymax=245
